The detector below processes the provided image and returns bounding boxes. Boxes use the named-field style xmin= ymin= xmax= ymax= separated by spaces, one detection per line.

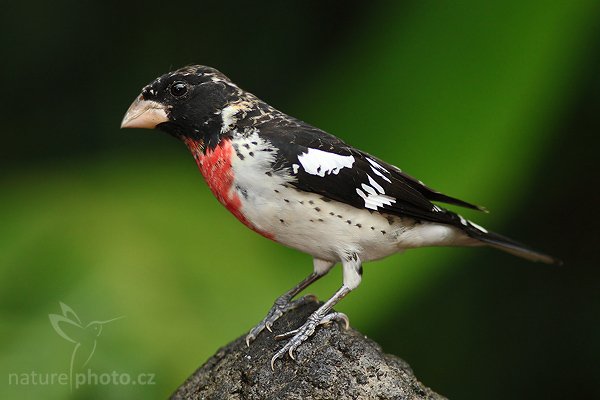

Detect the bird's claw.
xmin=246 ymin=294 xmax=318 ymax=346
xmin=270 ymin=311 xmax=349 ymax=370
xmin=320 ymin=311 xmax=350 ymax=330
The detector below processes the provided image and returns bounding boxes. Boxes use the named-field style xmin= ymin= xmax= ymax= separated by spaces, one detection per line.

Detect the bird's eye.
xmin=170 ymin=82 xmax=188 ymax=97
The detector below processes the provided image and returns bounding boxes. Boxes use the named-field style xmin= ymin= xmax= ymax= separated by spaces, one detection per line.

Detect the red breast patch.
xmin=183 ymin=138 xmax=274 ymax=240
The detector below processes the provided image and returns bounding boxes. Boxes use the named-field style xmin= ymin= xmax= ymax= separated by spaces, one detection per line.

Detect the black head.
xmin=121 ymin=65 xmax=242 ymax=142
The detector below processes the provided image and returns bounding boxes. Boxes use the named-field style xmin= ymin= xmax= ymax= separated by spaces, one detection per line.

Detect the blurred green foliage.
xmin=1 ymin=1 xmax=598 ymax=399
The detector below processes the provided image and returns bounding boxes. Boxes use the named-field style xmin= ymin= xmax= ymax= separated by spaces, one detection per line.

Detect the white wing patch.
xmin=370 ymin=166 xmax=391 ymax=183
xmin=366 ymin=157 xmax=388 ymax=172
xmin=297 ymin=148 xmax=355 ymax=177
xmin=457 ymin=213 xmax=488 ymax=233
xmin=367 ymin=175 xmax=384 ymax=193
xmin=366 ymin=158 xmax=392 ymax=183
xmin=355 ymin=174 xmax=397 ymax=211
xmin=468 ymin=220 xmax=488 ymax=233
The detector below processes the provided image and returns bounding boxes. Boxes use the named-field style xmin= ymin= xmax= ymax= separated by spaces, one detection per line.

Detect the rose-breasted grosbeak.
xmin=121 ymin=65 xmax=560 ymax=368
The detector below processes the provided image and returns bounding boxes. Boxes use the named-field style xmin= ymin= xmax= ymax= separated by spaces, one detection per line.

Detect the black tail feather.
xmin=427 ymin=191 xmax=488 ymax=212
xmin=470 ymin=229 xmax=562 ymax=265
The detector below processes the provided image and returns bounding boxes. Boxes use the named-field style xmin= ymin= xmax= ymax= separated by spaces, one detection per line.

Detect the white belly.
xmin=236 ymin=180 xmax=470 ymax=262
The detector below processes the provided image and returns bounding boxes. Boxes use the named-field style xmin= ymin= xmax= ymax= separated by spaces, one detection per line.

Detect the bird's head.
xmin=121 ymin=65 xmax=243 ymax=146
xmin=85 ymin=316 xmax=124 ymax=337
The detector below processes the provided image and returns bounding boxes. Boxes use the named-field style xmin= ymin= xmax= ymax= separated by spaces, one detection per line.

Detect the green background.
xmin=1 ymin=1 xmax=598 ymax=398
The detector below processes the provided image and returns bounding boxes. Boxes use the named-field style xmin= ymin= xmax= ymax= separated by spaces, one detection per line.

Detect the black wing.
xmin=257 ymin=117 xmax=485 ymax=228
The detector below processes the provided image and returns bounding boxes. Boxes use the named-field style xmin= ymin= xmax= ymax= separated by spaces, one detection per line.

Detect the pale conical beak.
xmin=120 ymin=96 xmax=169 ymax=129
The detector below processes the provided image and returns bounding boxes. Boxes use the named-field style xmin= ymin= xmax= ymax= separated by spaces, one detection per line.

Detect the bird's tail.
xmin=469 ymin=229 xmax=562 ymax=265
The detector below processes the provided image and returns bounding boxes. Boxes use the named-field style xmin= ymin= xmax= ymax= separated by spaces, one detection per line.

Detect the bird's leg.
xmin=245 ymin=259 xmax=334 ymax=346
xmin=270 ymin=254 xmax=362 ymax=369
xmin=246 ymin=275 xmax=319 ymax=343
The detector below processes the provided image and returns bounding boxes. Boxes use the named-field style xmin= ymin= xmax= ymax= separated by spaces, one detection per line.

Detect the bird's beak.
xmin=120 ymin=96 xmax=169 ymax=129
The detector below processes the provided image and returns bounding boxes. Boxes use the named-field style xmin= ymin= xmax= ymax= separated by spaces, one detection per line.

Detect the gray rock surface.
xmin=171 ymin=301 xmax=445 ymax=400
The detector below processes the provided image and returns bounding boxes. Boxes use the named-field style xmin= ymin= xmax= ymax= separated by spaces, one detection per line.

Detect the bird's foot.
xmin=270 ymin=311 xmax=349 ymax=370
xmin=245 ymin=294 xmax=318 ymax=346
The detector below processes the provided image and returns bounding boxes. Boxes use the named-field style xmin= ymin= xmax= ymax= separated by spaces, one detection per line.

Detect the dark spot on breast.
xmin=320 ymin=197 xmax=331 ymax=202
xmin=251 ymin=141 xmax=258 ymax=145
xmin=236 ymin=151 xmax=245 ymax=160
xmin=265 ymin=171 xmax=272 ymax=176
xmin=308 ymin=200 xmax=314 ymax=205
xmin=249 ymin=152 xmax=254 ymax=157
xmin=355 ymin=224 xmax=362 ymax=228
xmin=310 ymin=219 xmax=314 ymax=222
xmin=284 ymin=199 xmax=290 ymax=203
xmin=381 ymin=230 xmax=386 ymax=235
xmin=235 ymin=185 xmax=248 ymax=199
xmin=346 ymin=220 xmax=352 ymax=224
xmin=314 ymin=207 xmax=321 ymax=212
xmin=329 ymin=212 xmax=335 ymax=216
xmin=337 ymin=215 xmax=343 ymax=218
xmin=279 ymin=219 xmax=285 ymax=223
xmin=371 ymin=226 xmax=375 ymax=230
xmin=318 ymin=218 xmax=324 ymax=222
xmin=299 ymin=201 xmax=304 ymax=204
xmin=317 ymin=166 xmax=322 ymax=173
xmin=274 ymin=189 xmax=279 ymax=193
xmin=243 ymin=143 xmax=250 ymax=149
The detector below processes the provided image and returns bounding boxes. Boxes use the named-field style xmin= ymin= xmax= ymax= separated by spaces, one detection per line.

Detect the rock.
xmin=171 ymin=301 xmax=445 ymax=400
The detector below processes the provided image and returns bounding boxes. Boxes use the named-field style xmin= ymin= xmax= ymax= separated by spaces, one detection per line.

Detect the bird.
xmin=121 ymin=65 xmax=560 ymax=369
